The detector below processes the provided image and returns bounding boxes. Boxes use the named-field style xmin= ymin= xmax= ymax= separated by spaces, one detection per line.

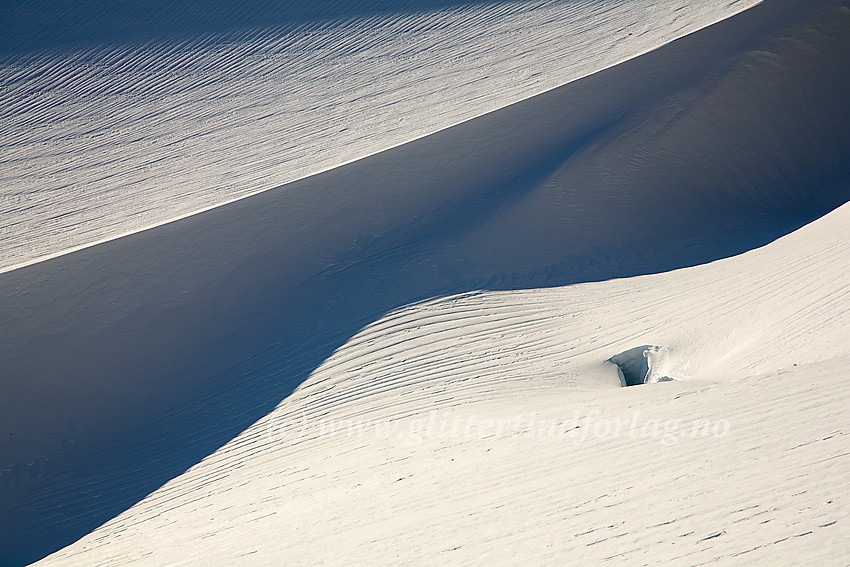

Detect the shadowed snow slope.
xmin=1 ymin=0 xmax=850 ymax=564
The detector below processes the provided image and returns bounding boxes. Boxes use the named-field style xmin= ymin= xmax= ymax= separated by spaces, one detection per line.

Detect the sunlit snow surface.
xmin=32 ymin=199 xmax=850 ymax=566
xmin=0 ymin=0 xmax=760 ymax=271
xmin=2 ymin=0 xmax=850 ymax=565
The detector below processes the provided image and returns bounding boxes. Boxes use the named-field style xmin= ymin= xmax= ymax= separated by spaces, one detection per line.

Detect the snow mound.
xmin=1 ymin=0 xmax=850 ymax=564
xmin=29 ymin=200 xmax=850 ymax=566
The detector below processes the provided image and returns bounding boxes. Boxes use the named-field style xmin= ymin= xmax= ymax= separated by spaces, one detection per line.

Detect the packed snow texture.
xmin=2 ymin=0 xmax=850 ymax=565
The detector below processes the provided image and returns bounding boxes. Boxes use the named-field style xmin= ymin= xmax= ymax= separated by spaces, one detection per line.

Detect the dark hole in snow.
xmin=608 ymin=345 xmax=675 ymax=386
xmin=609 ymin=345 xmax=652 ymax=386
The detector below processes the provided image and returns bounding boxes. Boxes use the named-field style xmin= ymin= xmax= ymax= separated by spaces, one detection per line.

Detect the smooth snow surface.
xmin=2 ymin=0 xmax=850 ymax=565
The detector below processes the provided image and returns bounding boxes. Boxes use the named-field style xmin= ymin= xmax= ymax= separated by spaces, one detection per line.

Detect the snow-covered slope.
xmin=1 ymin=0 xmax=849 ymax=565
xmin=34 ymin=201 xmax=850 ymax=565
xmin=1 ymin=0 xmax=761 ymax=272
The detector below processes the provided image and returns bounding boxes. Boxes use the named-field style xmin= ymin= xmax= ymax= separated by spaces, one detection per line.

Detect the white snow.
xmin=30 ymin=201 xmax=850 ymax=565
xmin=2 ymin=0 xmax=850 ymax=565
xmin=0 ymin=0 xmax=761 ymax=272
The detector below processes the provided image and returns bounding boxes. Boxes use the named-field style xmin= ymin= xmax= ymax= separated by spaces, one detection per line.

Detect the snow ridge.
xmin=1 ymin=0 xmax=761 ymax=272
xmin=2 ymin=0 xmax=850 ymax=565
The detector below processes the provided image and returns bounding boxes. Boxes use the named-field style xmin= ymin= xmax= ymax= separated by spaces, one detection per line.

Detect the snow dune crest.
xmin=295 ymin=197 xmax=850 ymax=405
xmin=1 ymin=0 xmax=850 ymax=564
xmin=34 ymin=200 xmax=850 ymax=565
xmin=1 ymin=0 xmax=761 ymax=272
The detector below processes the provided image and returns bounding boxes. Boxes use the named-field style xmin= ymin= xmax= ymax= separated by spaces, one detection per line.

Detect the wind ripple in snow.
xmin=0 ymin=0 xmax=760 ymax=271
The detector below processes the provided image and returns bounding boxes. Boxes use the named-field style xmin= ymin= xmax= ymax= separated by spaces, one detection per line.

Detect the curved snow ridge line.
xmin=290 ymin=292 xmax=609 ymax=404
xmin=55 ymin=206 xmax=850 ymax=567
xmin=251 ymin=198 xmax=850 ymax=429
xmin=3 ymin=2 xmax=849 ymax=562
xmin=287 ymin=200 xmax=850 ymax=417
xmin=0 ymin=0 xmax=761 ymax=272
xmin=0 ymin=0 xmax=842 ymax=485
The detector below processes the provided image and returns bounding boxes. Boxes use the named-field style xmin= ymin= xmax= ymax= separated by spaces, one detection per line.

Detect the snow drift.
xmin=1 ymin=0 xmax=849 ymax=564
xmin=0 ymin=0 xmax=763 ymax=272
xmin=30 ymin=190 xmax=850 ymax=566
